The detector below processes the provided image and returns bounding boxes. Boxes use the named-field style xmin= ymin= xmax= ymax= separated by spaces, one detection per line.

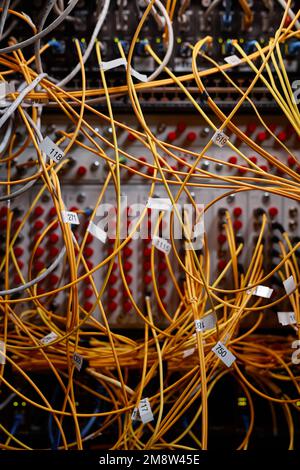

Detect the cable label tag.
xmin=139 ymin=398 xmax=154 ymax=424
xmin=152 ymin=235 xmax=171 ymax=254
xmin=212 ymin=130 xmax=229 ymax=147
xmin=283 ymin=275 xmax=296 ymax=295
xmin=195 ymin=312 xmax=217 ymax=333
xmin=277 ymin=311 xmax=297 ymax=326
xmin=40 ymin=331 xmax=58 ymax=345
xmin=100 ymin=59 xmax=148 ymax=82
xmin=0 ymin=340 xmax=6 ymax=364
xmin=224 ymin=55 xmax=241 ymax=65
xmin=132 ymin=398 xmax=154 ymax=424
xmin=62 ymin=211 xmax=80 ymax=225
xmin=87 ymin=221 xmax=107 ymax=243
xmin=40 ymin=137 xmax=65 ymax=163
xmin=183 ymin=348 xmax=195 ymax=358
xmin=72 ymin=352 xmax=83 ymax=371
xmin=247 ymin=285 xmax=273 ymax=298
xmin=212 ymin=341 xmax=236 ymax=367
xmin=147 ymin=198 xmax=172 ymax=211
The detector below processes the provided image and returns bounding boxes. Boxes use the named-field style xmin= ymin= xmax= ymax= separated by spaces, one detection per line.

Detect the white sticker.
xmin=183 ymin=348 xmax=195 ymax=358
xmin=100 ymin=59 xmax=148 ymax=82
xmin=138 ymin=398 xmax=154 ymax=424
xmin=40 ymin=137 xmax=65 ymax=163
xmin=87 ymin=221 xmax=107 ymax=243
xmin=0 ymin=81 xmax=15 ymax=100
xmin=0 ymin=341 xmax=6 ymax=364
xmin=62 ymin=211 xmax=80 ymax=225
xmin=212 ymin=130 xmax=230 ymax=147
xmin=247 ymin=285 xmax=273 ymax=298
xmin=195 ymin=312 xmax=217 ymax=333
xmin=283 ymin=275 xmax=296 ymax=295
xmin=212 ymin=341 xmax=236 ymax=367
xmin=72 ymin=352 xmax=83 ymax=371
xmin=277 ymin=312 xmax=297 ymax=326
xmin=152 ymin=236 xmax=171 ymax=255
xmin=147 ymin=198 xmax=172 ymax=211
xmin=40 ymin=331 xmax=58 ymax=345
xmin=224 ymin=55 xmax=241 ymax=65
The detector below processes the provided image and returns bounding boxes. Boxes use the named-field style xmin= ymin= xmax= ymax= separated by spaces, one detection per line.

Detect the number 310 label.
xmin=212 ymin=130 xmax=229 ymax=148
xmin=40 ymin=137 xmax=65 ymax=163
xmin=212 ymin=341 xmax=236 ymax=367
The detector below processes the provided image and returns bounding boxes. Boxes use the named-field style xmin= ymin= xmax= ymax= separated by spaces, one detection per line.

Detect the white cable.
xmin=276 ymin=0 xmax=300 ymax=29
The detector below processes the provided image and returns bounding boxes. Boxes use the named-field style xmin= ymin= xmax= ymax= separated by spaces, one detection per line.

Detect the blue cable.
xmin=10 ymin=413 xmax=23 ymax=437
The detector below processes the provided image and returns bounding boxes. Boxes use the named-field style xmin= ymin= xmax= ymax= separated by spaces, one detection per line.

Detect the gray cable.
xmin=0 ymin=0 xmax=80 ymax=54
xmin=53 ymin=0 xmax=79 ymax=23
xmin=204 ymin=0 xmax=222 ymax=19
xmin=35 ymin=0 xmax=57 ymax=75
xmin=0 ymin=244 xmax=66 ymax=296
xmin=0 ymin=73 xmax=47 ymax=129
xmin=0 ymin=0 xmax=11 ymax=39
xmin=0 ymin=117 xmax=13 ymax=154
xmin=0 ymin=109 xmax=46 ymax=202
xmin=56 ymin=0 xmax=111 ymax=87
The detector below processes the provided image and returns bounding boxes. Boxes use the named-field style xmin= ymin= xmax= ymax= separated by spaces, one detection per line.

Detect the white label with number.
xmin=87 ymin=221 xmax=107 ymax=243
xmin=138 ymin=398 xmax=154 ymax=424
xmin=283 ymin=275 xmax=296 ymax=295
xmin=224 ymin=55 xmax=241 ymax=65
xmin=40 ymin=331 xmax=58 ymax=345
xmin=152 ymin=236 xmax=171 ymax=254
xmin=72 ymin=352 xmax=83 ymax=371
xmin=277 ymin=312 xmax=297 ymax=326
xmin=147 ymin=198 xmax=172 ymax=212
xmin=212 ymin=341 xmax=236 ymax=367
xmin=212 ymin=130 xmax=229 ymax=147
xmin=40 ymin=137 xmax=65 ymax=164
xmin=195 ymin=312 xmax=217 ymax=333
xmin=62 ymin=211 xmax=80 ymax=225
xmin=0 ymin=341 xmax=6 ymax=364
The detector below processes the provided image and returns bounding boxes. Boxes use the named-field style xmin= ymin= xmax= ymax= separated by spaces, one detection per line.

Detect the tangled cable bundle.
xmin=0 ymin=0 xmax=300 ymax=451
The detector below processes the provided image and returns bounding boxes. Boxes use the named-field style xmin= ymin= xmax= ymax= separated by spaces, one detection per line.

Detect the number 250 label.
xmin=212 ymin=341 xmax=236 ymax=367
